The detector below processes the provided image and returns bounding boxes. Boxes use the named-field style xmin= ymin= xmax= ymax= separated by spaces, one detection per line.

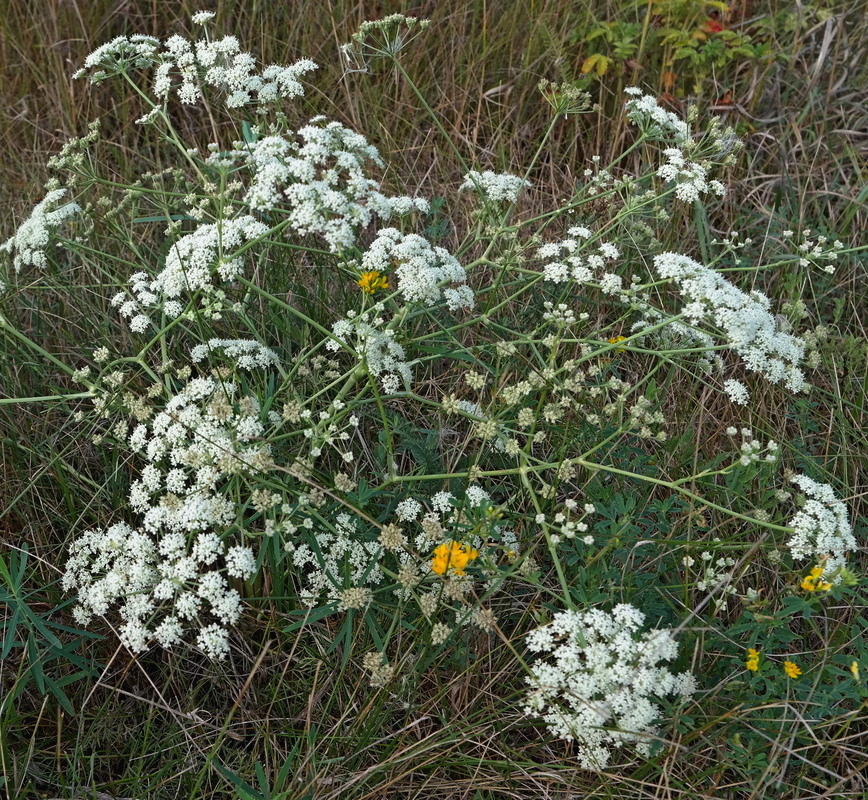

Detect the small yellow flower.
xmin=745 ymin=648 xmax=761 ymax=672
xmin=357 ymin=270 xmax=389 ymax=294
xmin=850 ymin=661 xmax=860 ymax=682
xmin=431 ymin=540 xmax=479 ymax=576
xmin=607 ymin=335 xmax=628 ymax=352
xmin=783 ymin=660 xmax=802 ymax=679
xmin=800 ymin=565 xmax=832 ymax=592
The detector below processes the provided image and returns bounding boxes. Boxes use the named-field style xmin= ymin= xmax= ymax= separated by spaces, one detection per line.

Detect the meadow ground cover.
xmin=1 ymin=2 xmax=866 ymax=799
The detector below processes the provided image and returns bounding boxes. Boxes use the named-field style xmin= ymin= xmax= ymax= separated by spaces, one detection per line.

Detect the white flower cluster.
xmin=126 ymin=377 xmax=274 ymax=522
xmin=624 ymin=88 xmax=690 ymax=145
xmin=787 ymin=474 xmax=855 ymax=578
xmin=460 ymin=170 xmax=529 ymax=203
xmin=727 ymin=427 xmax=778 ymax=467
xmin=361 ymin=228 xmax=473 ymax=311
xmin=329 ymin=310 xmax=412 ymax=394
xmin=286 ymin=512 xmax=383 ymax=605
xmin=73 ymin=34 xmax=161 ymax=81
xmin=190 ymin=338 xmax=279 ymax=371
xmin=243 ymin=119 xmax=428 ymax=252
xmin=524 ymin=604 xmax=696 ymax=771
xmin=63 ymin=523 xmax=159 ymax=647
xmin=393 ymin=489 xmax=485 ymax=553
xmin=64 ymin=377 xmax=271 ymax=658
xmin=1 ymin=188 xmax=81 ymax=272
xmin=784 ymin=229 xmax=845 ymax=274
xmin=112 ymin=216 xmax=269 ymax=326
xmin=537 ymin=226 xmax=620 ymax=285
xmin=657 ymin=148 xmax=725 ymax=203
xmin=723 ymin=378 xmax=749 ymax=405
xmin=542 ymin=301 xmax=578 ymax=325
xmin=683 ymin=547 xmax=738 ymax=609
xmin=545 ymin=500 xmax=595 ymax=546
xmin=466 ymin=484 xmax=490 ymax=508
xmin=653 ymin=252 xmax=806 ymax=395
xmin=74 ymin=21 xmax=317 ymax=110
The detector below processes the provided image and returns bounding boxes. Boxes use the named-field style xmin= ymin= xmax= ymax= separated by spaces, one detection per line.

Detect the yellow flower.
xmin=745 ymin=648 xmax=761 ymax=672
xmin=357 ymin=270 xmax=389 ymax=294
xmin=607 ymin=335 xmax=628 ymax=352
xmin=431 ymin=540 xmax=479 ymax=576
xmin=800 ymin=565 xmax=832 ymax=592
xmin=783 ymin=660 xmax=802 ymax=679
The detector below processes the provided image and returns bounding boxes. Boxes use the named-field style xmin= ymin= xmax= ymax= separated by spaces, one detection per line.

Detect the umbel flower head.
xmin=786 ymin=474 xmax=855 ymax=580
xmin=523 ymin=604 xmax=696 ymax=771
xmin=0 ymin=188 xmax=81 ymax=272
xmin=63 ymin=377 xmax=269 ymax=659
xmin=73 ymin=17 xmax=317 ymax=109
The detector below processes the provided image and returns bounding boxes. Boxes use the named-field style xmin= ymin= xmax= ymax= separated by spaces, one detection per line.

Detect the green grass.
xmin=1 ymin=2 xmax=867 ymax=799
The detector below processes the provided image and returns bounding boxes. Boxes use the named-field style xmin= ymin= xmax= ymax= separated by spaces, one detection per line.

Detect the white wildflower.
xmin=190 ymin=338 xmax=279 ymax=371
xmin=1 ymin=189 xmax=81 ymax=272
xmin=787 ymin=475 xmax=855 ymax=578
xmin=624 ymin=90 xmax=690 ymax=145
xmin=361 ymin=228 xmax=472 ymax=310
xmin=653 ymin=252 xmax=806 ymax=392
xmin=524 ymin=604 xmax=695 ymax=771
xmin=460 ymin=170 xmax=529 ymax=203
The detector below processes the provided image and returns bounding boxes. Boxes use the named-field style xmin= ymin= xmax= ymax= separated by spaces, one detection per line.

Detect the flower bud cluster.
xmin=683 ymin=545 xmax=738 ymax=610
xmin=783 ymin=228 xmax=845 ymax=274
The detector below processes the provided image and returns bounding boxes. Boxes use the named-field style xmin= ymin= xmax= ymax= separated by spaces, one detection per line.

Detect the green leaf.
xmin=255 ymin=760 xmax=271 ymax=800
xmin=1 ymin=605 xmax=22 ymax=659
xmin=242 ymin=120 xmax=258 ymax=145
xmin=780 ymin=595 xmax=812 ymax=618
xmin=283 ymin=604 xmax=335 ymax=633
xmin=212 ymin=760 xmax=264 ymax=800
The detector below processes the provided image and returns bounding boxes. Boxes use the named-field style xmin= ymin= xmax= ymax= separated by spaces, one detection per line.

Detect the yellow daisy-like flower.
xmin=745 ymin=648 xmax=761 ymax=672
xmin=431 ymin=540 xmax=479 ymax=576
xmin=800 ymin=565 xmax=832 ymax=592
xmin=607 ymin=335 xmax=628 ymax=352
xmin=783 ymin=660 xmax=802 ymax=679
xmin=357 ymin=270 xmax=389 ymax=294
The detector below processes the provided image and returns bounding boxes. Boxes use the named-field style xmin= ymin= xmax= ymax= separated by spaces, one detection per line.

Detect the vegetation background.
xmin=1 ymin=0 xmax=866 ymax=798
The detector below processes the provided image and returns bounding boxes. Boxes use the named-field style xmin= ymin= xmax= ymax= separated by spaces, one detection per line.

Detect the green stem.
xmin=0 ymin=314 xmax=82 ymax=380
xmin=0 ymin=392 xmax=92 ymax=406
xmin=574 ymin=457 xmax=792 ymax=533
